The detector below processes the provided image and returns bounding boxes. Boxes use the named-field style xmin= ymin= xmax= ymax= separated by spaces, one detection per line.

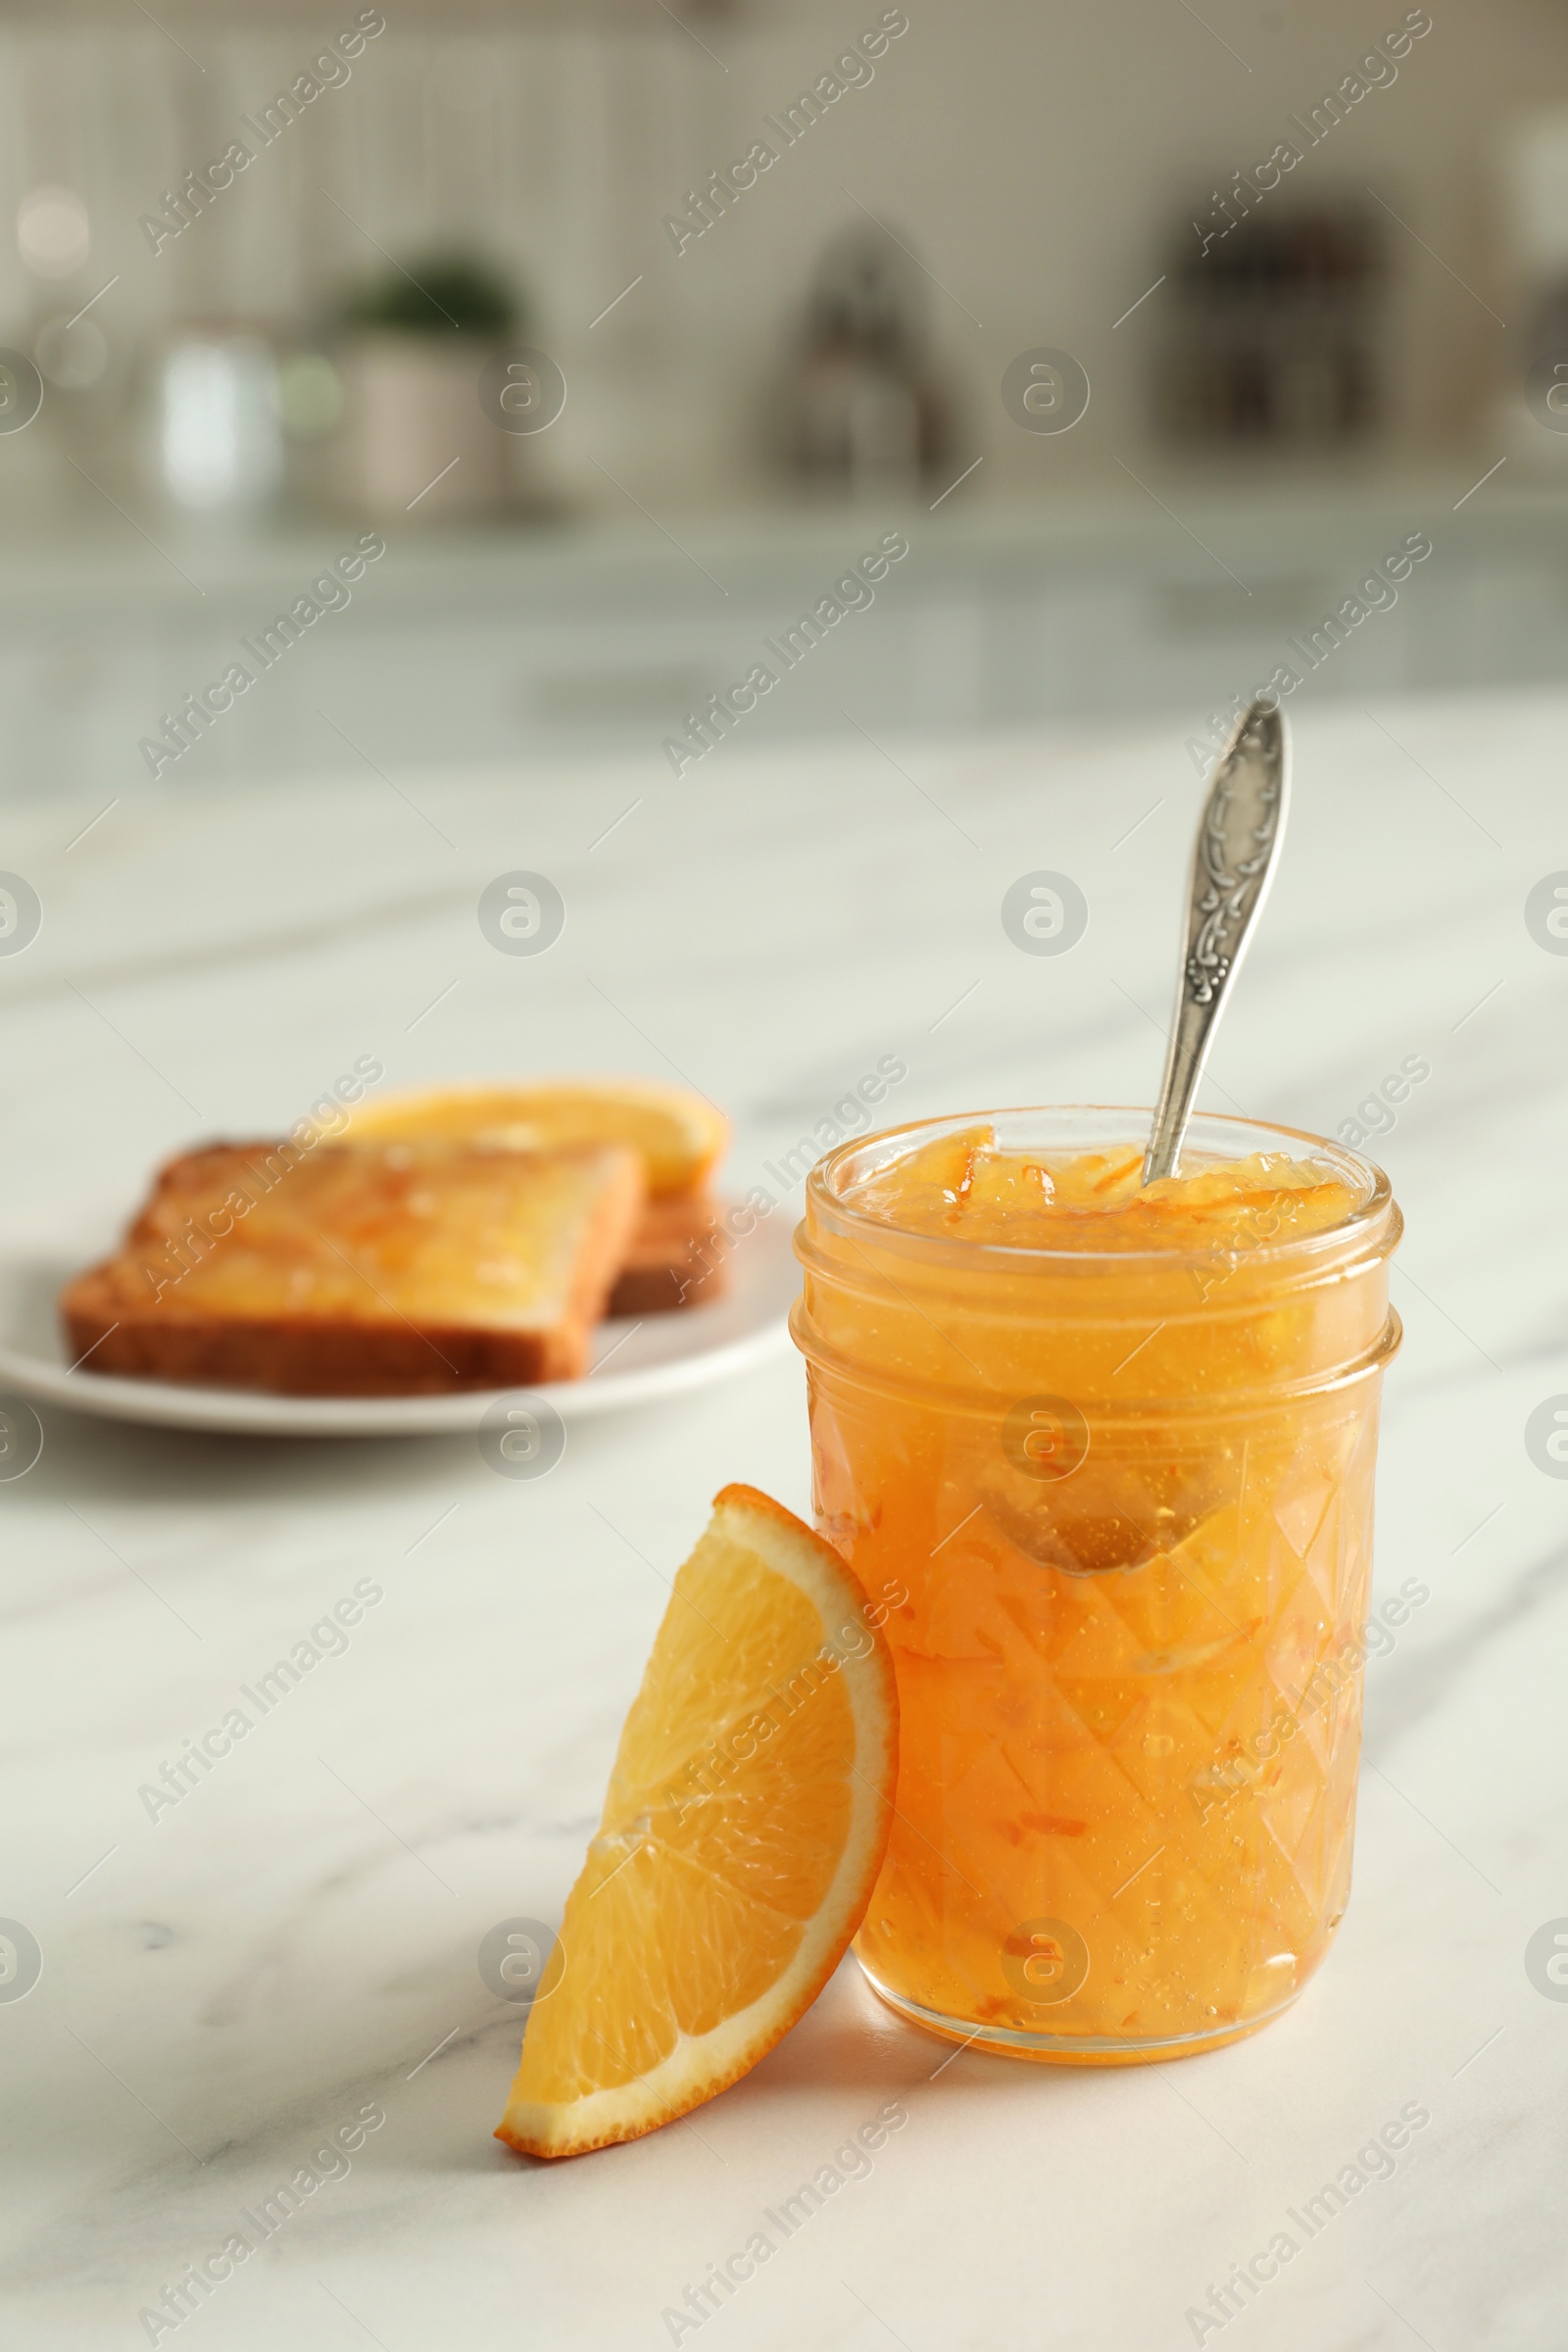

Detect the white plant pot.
xmin=336 ymin=333 xmax=511 ymax=522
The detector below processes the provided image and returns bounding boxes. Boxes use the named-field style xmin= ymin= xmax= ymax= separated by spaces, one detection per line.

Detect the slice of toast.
xmin=60 ymin=1138 xmax=645 ymax=1396
xmin=608 ymin=1190 xmax=732 ymax=1317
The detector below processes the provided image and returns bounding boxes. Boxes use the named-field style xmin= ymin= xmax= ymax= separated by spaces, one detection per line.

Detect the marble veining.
xmin=2 ymin=693 xmax=1566 ymax=2349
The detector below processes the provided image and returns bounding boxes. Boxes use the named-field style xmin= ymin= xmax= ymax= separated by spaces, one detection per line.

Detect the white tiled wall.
xmin=3 ymin=0 xmax=1568 ymax=514
xmin=2 ymin=0 xmax=1567 ymax=803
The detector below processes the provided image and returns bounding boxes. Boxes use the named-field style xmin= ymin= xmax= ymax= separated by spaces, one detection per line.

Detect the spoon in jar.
xmin=1143 ymin=697 xmax=1290 ymax=1185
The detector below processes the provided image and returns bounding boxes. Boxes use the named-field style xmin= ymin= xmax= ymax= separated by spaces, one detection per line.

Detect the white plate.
xmin=0 ymin=1196 xmax=799 ymax=1438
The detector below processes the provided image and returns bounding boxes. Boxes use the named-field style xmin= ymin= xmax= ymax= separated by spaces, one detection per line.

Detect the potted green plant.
xmin=336 ymin=253 xmax=523 ymax=522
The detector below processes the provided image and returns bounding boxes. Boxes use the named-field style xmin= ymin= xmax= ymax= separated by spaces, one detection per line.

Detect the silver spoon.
xmin=1143 ymin=697 xmax=1290 ymax=1185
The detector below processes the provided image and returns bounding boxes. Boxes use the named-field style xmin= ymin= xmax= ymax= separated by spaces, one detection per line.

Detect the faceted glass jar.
xmin=791 ymin=1107 xmax=1402 ymax=2064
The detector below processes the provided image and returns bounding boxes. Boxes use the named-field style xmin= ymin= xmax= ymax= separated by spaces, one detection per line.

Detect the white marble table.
xmin=3 ymin=693 xmax=1565 ymax=2350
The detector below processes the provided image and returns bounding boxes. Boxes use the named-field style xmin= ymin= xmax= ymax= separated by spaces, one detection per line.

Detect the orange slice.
xmin=496 ymin=1484 xmax=898 ymax=2160
xmin=343 ymin=1077 xmax=727 ymax=1200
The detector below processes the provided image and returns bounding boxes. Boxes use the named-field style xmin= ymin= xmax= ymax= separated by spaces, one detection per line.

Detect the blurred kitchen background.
xmin=5 ymin=0 xmax=1568 ymax=798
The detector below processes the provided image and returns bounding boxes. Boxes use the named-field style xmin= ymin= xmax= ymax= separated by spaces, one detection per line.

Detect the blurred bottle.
xmin=151 ymin=324 xmax=285 ymax=515
xmin=782 ymin=223 xmax=953 ymax=495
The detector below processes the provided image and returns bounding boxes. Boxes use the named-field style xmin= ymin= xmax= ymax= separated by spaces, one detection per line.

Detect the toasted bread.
xmin=341 ymin=1077 xmax=728 ymax=1199
xmin=607 ymin=1190 xmax=731 ymax=1316
xmin=331 ymin=1078 xmax=734 ymax=1318
xmin=60 ymin=1138 xmax=645 ymax=1396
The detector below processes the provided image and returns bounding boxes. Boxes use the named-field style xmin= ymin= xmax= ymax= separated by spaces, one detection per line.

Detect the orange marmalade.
xmin=792 ymin=1108 xmax=1401 ymax=2062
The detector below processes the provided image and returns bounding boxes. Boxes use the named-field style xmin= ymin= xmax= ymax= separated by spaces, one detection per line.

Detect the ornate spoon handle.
xmin=1143 ymin=698 xmax=1290 ymax=1186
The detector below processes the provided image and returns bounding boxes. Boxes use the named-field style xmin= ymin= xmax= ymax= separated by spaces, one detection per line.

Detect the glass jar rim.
xmin=807 ymin=1103 xmax=1396 ymax=1272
